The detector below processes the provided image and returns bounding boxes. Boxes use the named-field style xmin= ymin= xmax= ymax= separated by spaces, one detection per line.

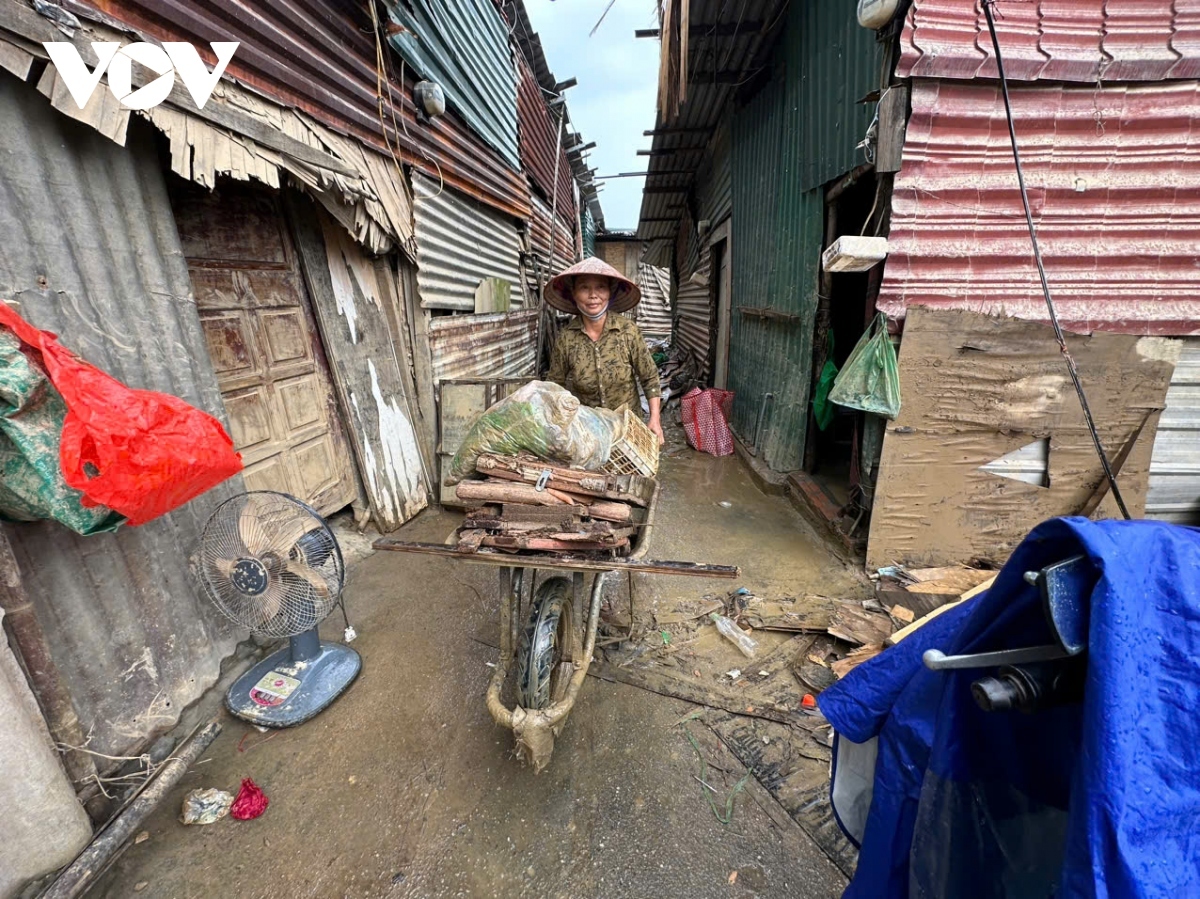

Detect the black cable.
xmin=981 ymin=0 xmax=1131 ymax=520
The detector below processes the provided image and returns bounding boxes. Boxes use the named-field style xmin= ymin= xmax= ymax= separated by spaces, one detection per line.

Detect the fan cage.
xmin=199 ymin=491 xmax=345 ymax=639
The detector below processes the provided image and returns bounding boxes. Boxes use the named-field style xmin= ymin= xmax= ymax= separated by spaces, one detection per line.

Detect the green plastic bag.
xmin=0 ymin=330 xmax=122 ymax=534
xmin=812 ymin=332 xmax=838 ymax=431
xmin=828 ymin=313 xmax=901 ymax=420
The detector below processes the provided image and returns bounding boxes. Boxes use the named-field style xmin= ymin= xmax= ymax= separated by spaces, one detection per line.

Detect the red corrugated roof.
xmin=898 ymin=0 xmax=1200 ymax=83
xmin=877 ymin=79 xmax=1200 ymax=335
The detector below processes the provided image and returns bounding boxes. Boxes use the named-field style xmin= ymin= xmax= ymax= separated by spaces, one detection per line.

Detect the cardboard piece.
xmin=867 ymin=308 xmax=1179 ymax=568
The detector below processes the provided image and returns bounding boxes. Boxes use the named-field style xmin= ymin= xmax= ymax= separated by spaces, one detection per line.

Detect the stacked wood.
xmin=451 ymin=454 xmax=652 ymax=556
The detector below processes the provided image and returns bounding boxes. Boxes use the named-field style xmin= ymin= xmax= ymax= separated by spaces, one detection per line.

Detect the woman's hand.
xmin=647 ymin=397 xmax=665 ymax=447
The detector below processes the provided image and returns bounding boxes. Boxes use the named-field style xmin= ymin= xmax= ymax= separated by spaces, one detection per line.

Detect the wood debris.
xmin=451 ymin=454 xmax=650 ymax=557
xmin=831 ymin=643 xmax=885 ymax=679
xmin=826 ymin=603 xmax=893 ymax=647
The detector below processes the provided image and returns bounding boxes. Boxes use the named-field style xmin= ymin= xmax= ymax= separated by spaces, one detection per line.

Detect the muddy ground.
xmin=97 ymin=428 xmax=868 ymax=899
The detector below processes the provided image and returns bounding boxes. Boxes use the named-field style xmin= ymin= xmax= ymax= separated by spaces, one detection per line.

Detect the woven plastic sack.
xmin=681 ymin=388 xmax=734 ymax=456
xmin=447 ymin=380 xmax=622 ymax=485
xmin=829 ymin=313 xmax=901 ymax=420
xmin=0 ymin=305 xmax=243 ymax=526
xmin=0 ymin=330 xmax=121 ymax=534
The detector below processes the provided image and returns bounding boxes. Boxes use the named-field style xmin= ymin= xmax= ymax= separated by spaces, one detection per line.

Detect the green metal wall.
xmin=582 ymin=206 xmax=596 ymax=258
xmin=727 ymin=0 xmax=881 ymax=471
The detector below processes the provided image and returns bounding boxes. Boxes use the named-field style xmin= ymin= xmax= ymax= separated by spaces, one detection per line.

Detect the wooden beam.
xmin=644 ymin=127 xmax=714 ymax=136
xmin=635 ymin=21 xmax=764 ymax=39
xmin=371 ymin=539 xmax=741 ymax=578
xmin=553 ymin=78 xmax=577 ymax=91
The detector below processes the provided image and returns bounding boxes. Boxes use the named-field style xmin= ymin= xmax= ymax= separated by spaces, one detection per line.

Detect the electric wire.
xmin=982 ymin=0 xmax=1130 ymax=520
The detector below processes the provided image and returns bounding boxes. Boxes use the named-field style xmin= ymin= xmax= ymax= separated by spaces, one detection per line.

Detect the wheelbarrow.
xmin=373 ymin=479 xmax=739 ymax=770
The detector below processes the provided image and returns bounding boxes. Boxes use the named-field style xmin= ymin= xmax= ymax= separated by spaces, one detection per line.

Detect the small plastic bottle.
xmin=710 ymin=612 xmax=758 ymax=658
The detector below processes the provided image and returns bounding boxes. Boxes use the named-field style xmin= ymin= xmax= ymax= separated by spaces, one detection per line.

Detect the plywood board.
xmin=867 ymin=308 xmax=1179 ymax=568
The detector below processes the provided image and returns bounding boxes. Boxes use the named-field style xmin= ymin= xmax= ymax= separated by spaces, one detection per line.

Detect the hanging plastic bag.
xmin=0 ymin=305 xmax=243 ymax=526
xmin=681 ymin=388 xmax=735 ymax=456
xmin=447 ymin=381 xmax=622 ymax=485
xmin=829 ymin=313 xmax=901 ymax=420
xmin=812 ymin=331 xmax=839 ymax=432
xmin=0 ymin=330 xmax=122 ymax=534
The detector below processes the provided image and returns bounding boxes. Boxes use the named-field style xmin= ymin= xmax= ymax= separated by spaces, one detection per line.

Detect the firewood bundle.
xmin=453 ymin=453 xmax=655 ymax=555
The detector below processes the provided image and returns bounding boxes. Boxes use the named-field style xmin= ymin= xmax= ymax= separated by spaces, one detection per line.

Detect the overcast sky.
xmin=524 ymin=0 xmax=661 ymax=231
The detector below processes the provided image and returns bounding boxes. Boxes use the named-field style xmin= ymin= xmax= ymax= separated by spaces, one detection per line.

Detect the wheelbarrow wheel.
xmin=516 ymin=576 xmax=578 ymax=710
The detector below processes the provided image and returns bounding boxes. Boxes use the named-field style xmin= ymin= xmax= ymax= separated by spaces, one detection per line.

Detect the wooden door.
xmin=172 ymin=182 xmax=357 ymax=514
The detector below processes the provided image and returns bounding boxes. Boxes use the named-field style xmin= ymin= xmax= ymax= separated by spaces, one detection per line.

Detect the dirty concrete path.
xmin=98 ymin=430 xmax=865 ymax=899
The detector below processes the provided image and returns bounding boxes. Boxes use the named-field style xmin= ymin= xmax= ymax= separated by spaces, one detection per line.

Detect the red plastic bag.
xmin=0 ymin=305 xmax=243 ymax=526
xmin=681 ymin=388 xmax=735 ymax=456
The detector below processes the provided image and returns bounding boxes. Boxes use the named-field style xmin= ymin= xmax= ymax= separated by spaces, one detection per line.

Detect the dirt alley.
xmin=98 ymin=427 xmax=868 ymax=899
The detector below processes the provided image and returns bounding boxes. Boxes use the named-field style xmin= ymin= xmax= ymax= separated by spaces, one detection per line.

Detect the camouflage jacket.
xmin=547 ymin=314 xmax=661 ymax=411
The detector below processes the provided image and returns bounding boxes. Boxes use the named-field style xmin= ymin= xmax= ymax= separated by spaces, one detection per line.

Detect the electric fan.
xmin=197 ymin=491 xmax=361 ymax=727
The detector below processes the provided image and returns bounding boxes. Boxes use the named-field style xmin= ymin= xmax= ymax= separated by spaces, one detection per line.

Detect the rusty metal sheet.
xmin=54 ymin=0 xmax=531 ymax=219
xmin=428 ymin=309 xmax=538 ymax=386
xmin=878 ymin=79 xmax=1200 ymax=335
xmin=527 ymin=193 xmax=578 ymax=303
xmin=517 ymin=55 xmax=575 ymax=220
xmin=0 ymin=79 xmax=243 ymax=761
xmin=898 ymin=0 xmax=1200 ymax=83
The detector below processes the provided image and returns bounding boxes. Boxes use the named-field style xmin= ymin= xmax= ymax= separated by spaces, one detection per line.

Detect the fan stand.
xmin=226 ymin=629 xmax=361 ymax=727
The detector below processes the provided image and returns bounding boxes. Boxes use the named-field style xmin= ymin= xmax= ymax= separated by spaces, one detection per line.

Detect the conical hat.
xmin=543 ymin=257 xmax=641 ymax=314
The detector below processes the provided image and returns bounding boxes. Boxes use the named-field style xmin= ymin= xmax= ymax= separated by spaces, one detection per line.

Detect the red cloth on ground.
xmin=230 ymin=778 xmax=269 ymax=820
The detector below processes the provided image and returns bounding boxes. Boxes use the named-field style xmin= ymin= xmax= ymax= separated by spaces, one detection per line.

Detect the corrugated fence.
xmin=412 ymin=172 xmax=525 ymax=311
xmin=0 ymin=82 xmax=243 ymax=762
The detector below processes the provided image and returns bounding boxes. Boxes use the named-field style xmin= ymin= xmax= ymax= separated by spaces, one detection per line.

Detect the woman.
xmin=544 ymin=258 xmax=665 ymax=446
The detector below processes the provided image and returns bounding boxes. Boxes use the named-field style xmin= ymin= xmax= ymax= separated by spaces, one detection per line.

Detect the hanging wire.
xmin=981 ymin=0 xmax=1131 ymax=520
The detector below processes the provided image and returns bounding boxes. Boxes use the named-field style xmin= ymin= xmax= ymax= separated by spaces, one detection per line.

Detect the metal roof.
xmin=635 ymin=0 xmax=790 ymax=246
xmin=51 ymin=0 xmax=531 ymax=219
xmin=386 ymin=0 xmax=520 ymax=169
xmin=877 ymin=79 xmax=1200 ymax=335
xmin=898 ymin=0 xmax=1200 ymax=83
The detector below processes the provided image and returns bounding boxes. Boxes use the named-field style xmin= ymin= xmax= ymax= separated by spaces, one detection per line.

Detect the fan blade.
xmin=282 ymin=559 xmax=332 ymax=598
xmin=237 ymin=495 xmax=274 ymax=556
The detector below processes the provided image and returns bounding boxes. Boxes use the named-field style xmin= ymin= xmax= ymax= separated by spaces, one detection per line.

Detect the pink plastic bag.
xmin=681 ymin=388 xmax=735 ymax=456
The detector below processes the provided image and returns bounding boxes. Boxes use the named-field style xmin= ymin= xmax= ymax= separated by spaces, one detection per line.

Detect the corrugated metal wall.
xmin=696 ymin=120 xmax=733 ymax=229
xmin=787 ymin=0 xmax=882 ymax=192
xmin=386 ymin=0 xmax=520 ymax=169
xmin=0 ymin=81 xmax=242 ymax=761
xmin=412 ymin=172 xmax=524 ymax=311
xmin=427 ymin=309 xmax=539 ymax=383
xmin=1148 ymin=341 xmax=1200 ymax=523
xmin=725 ymin=0 xmax=880 ymax=471
xmin=582 ymin=206 xmax=596 ymax=258
xmin=676 ymin=252 xmax=713 ymax=379
xmin=637 ymin=264 xmax=673 ymax=339
xmin=517 ymin=55 xmax=576 ymax=221
xmin=527 ymin=194 xmax=578 ymax=300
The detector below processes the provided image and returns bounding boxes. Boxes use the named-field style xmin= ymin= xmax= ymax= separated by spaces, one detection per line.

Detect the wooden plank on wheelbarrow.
xmin=371 ymin=539 xmax=740 ymax=578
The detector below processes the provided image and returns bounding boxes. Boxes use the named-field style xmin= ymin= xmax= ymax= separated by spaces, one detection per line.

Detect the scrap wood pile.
xmin=727 ymin=564 xmax=998 ymax=687
xmin=453 ymin=453 xmax=654 ymax=556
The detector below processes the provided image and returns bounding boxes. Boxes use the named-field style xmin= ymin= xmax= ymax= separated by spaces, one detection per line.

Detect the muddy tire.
xmin=515 ymin=577 xmax=576 ymax=710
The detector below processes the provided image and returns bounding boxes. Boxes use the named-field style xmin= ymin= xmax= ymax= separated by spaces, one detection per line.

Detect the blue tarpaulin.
xmin=821 ymin=517 xmax=1200 ymax=898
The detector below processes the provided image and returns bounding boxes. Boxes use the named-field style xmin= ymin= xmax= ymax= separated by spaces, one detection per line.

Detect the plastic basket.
xmin=603 ymin=409 xmax=660 ymax=478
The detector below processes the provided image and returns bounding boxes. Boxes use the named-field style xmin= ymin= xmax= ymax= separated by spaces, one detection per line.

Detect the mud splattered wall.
xmin=867 ymin=308 xmax=1180 ymax=569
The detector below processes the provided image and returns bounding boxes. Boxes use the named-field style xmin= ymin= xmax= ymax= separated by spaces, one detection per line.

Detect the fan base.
xmin=226 ymin=639 xmax=361 ymax=728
